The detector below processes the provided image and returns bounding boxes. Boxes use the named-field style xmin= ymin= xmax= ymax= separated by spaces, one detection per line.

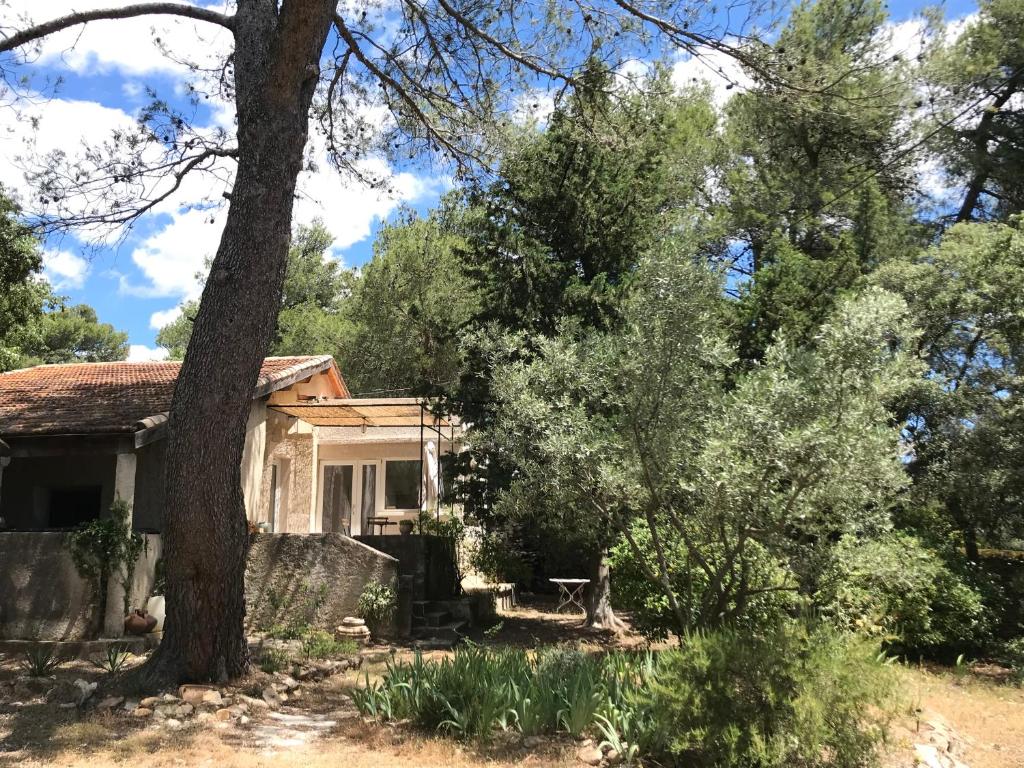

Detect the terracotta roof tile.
xmin=0 ymin=356 xmax=341 ymax=437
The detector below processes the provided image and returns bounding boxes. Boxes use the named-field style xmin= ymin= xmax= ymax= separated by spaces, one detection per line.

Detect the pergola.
xmin=268 ymin=398 xmax=460 ymax=518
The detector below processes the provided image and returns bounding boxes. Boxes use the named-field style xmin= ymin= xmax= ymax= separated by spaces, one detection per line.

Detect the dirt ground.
xmin=1 ymin=603 xmax=1021 ymax=768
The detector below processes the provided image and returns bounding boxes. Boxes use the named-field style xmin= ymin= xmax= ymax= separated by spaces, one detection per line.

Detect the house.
xmin=0 ymin=355 xmax=462 ymax=641
xmin=0 ymin=355 xmax=460 ymax=535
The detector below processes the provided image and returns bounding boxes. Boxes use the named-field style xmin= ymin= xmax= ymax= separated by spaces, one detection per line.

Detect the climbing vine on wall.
xmin=67 ymin=498 xmax=144 ymax=634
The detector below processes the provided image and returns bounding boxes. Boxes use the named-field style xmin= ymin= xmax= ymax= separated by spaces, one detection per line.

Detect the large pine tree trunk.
xmin=583 ymin=550 xmax=625 ymax=631
xmin=134 ymin=0 xmax=336 ymax=686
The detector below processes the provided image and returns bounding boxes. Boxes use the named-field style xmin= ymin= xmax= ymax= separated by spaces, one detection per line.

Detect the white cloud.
xmin=150 ymin=305 xmax=184 ymax=330
xmin=671 ymin=48 xmax=753 ymax=109
xmin=3 ymin=0 xmax=232 ymax=78
xmin=42 ymin=248 xmax=89 ymax=289
xmin=122 ymin=206 xmax=221 ymax=299
xmin=127 ymin=344 xmax=170 ymax=362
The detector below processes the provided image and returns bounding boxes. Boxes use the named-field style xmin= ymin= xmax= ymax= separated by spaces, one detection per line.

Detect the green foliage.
xmin=67 ymin=498 xmax=145 ymax=629
xmin=874 ymin=218 xmax=1024 ymax=556
xmin=301 ymin=630 xmax=357 ymax=660
xmin=340 ymin=202 xmax=478 ymax=395
xmin=90 ymin=643 xmax=133 ymax=674
xmin=922 ymin=0 xmax=1024 ymax=221
xmin=816 ymin=534 xmax=990 ymax=656
xmin=487 ymin=244 xmax=915 ymax=636
xmin=17 ymin=302 xmax=128 ymax=365
xmin=724 ymin=0 xmax=919 ymax=362
xmin=351 ymin=632 xmax=894 ymax=764
xmin=649 ymin=624 xmax=896 ymax=768
xmin=21 ymin=646 xmax=61 ymax=677
xmin=357 ymin=581 xmax=397 ymax=632
xmin=257 ymin=648 xmax=291 ymax=675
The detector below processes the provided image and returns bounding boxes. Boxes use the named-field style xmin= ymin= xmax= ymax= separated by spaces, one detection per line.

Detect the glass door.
xmin=358 ymin=462 xmax=378 ymax=535
xmin=320 ymin=463 xmax=354 ymax=534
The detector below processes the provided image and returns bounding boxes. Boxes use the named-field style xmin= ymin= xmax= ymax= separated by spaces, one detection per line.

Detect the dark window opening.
xmin=384 ymin=460 xmax=420 ymax=509
xmin=48 ymin=486 xmax=102 ymax=529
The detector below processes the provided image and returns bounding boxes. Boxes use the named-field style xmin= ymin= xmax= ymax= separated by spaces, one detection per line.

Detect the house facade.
xmin=0 ymin=356 xmax=459 ymax=536
xmin=0 ymin=355 xmax=460 ymax=641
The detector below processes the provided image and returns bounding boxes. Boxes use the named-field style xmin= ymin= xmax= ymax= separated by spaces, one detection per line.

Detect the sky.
xmin=0 ymin=0 xmax=979 ymax=361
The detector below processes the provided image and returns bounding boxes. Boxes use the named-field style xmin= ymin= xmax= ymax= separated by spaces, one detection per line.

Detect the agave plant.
xmin=91 ymin=643 xmax=133 ymax=673
xmin=21 ymin=646 xmax=61 ymax=677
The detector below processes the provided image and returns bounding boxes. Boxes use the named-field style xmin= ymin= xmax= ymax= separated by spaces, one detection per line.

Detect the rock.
xmin=179 ymin=684 xmax=217 ymax=705
xmin=262 ymin=687 xmax=283 ymax=708
xmin=133 ymin=707 xmax=153 ymax=718
xmin=576 ymin=746 xmax=603 ymax=766
xmin=200 ymin=690 xmax=223 ymax=707
xmin=96 ymin=696 xmax=124 ymax=710
xmin=523 ymin=736 xmax=543 ymax=749
xmin=140 ymin=696 xmax=161 ymax=708
xmin=123 ymin=699 xmax=139 ymax=713
xmin=278 ymin=675 xmax=299 ymax=691
xmin=164 ymin=718 xmax=183 ymax=730
xmin=606 ymin=749 xmax=621 ymax=764
xmin=197 ymin=712 xmax=214 ymax=724
xmin=239 ymin=715 xmax=250 ymax=726
xmin=162 ymin=693 xmax=178 ymax=702
xmin=175 ymin=703 xmax=195 ymax=718
xmin=215 ymin=708 xmax=234 ymax=722
xmin=239 ymin=694 xmax=270 ymax=710
xmin=73 ymin=679 xmax=97 ymax=706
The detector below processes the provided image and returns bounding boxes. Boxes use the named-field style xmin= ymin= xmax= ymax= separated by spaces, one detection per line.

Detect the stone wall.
xmin=245 ymin=533 xmax=399 ymax=635
xmin=0 ymin=532 xmax=161 ymax=640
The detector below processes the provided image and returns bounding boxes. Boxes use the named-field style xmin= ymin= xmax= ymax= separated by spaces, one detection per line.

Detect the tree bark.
xmin=583 ymin=549 xmax=626 ymax=631
xmin=132 ymin=0 xmax=336 ymax=686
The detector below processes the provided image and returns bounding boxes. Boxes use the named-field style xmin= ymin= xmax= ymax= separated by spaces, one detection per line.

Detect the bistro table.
xmin=549 ymin=578 xmax=590 ymax=614
xmin=365 ymin=516 xmax=397 ymax=535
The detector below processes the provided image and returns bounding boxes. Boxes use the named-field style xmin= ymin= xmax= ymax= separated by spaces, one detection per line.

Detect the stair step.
xmin=424 ymin=610 xmax=451 ymax=628
xmin=412 ymin=621 xmax=467 ymax=647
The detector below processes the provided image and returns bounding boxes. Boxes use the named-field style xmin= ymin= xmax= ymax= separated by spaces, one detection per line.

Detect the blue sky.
xmin=0 ymin=0 xmax=978 ymax=360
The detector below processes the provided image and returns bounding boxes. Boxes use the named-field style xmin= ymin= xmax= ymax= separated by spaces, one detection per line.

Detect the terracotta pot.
xmin=124 ymin=609 xmax=157 ymax=635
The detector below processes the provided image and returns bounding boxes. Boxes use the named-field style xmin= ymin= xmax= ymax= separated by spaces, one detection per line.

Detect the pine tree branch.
xmin=0 ymin=3 xmax=234 ymax=54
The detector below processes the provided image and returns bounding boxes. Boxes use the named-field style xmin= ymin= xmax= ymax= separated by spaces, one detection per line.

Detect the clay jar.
xmin=124 ymin=609 xmax=158 ymax=635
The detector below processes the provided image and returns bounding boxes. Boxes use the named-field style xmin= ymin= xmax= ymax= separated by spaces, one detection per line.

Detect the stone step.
xmin=424 ymin=609 xmax=451 ymax=628
xmin=412 ymin=620 xmax=467 ymax=647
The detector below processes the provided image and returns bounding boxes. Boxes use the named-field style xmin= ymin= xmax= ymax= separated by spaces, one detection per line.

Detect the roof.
xmin=269 ymin=398 xmax=459 ymax=428
xmin=0 ymin=356 xmax=344 ymax=438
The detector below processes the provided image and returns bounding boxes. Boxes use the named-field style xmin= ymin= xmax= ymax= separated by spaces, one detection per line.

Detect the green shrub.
xmin=816 ymin=533 xmax=989 ymax=656
xmin=301 ymin=630 xmax=358 ymax=659
xmin=349 ymin=634 xmax=893 ymax=763
xmin=996 ymin=637 xmax=1024 ymax=684
xmin=357 ymin=581 xmax=397 ymax=633
xmin=257 ymin=648 xmax=291 ymax=674
xmin=648 ymin=623 xmax=896 ymax=768
xmin=610 ymin=527 xmax=797 ymax=639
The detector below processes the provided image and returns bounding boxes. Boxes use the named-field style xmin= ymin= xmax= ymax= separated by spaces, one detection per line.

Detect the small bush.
xmin=649 ymin=623 xmax=897 ymax=768
xmin=996 ymin=637 xmax=1024 ymax=684
xmin=257 ymin=648 xmax=291 ymax=674
xmin=302 ymin=630 xmax=358 ymax=659
xmin=816 ymin=533 xmax=989 ymax=657
xmin=357 ymin=581 xmax=397 ymax=633
xmin=21 ymin=647 xmax=61 ymax=677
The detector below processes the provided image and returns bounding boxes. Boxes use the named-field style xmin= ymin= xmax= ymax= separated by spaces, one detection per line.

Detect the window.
xmin=384 ymin=460 xmax=420 ymax=510
xmin=48 ymin=486 xmax=102 ymax=529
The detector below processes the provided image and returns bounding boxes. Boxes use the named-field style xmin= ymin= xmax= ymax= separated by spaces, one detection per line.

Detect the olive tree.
xmin=1 ymin=0 xmax=783 ymax=685
xmin=487 ymin=243 xmax=917 ymax=637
